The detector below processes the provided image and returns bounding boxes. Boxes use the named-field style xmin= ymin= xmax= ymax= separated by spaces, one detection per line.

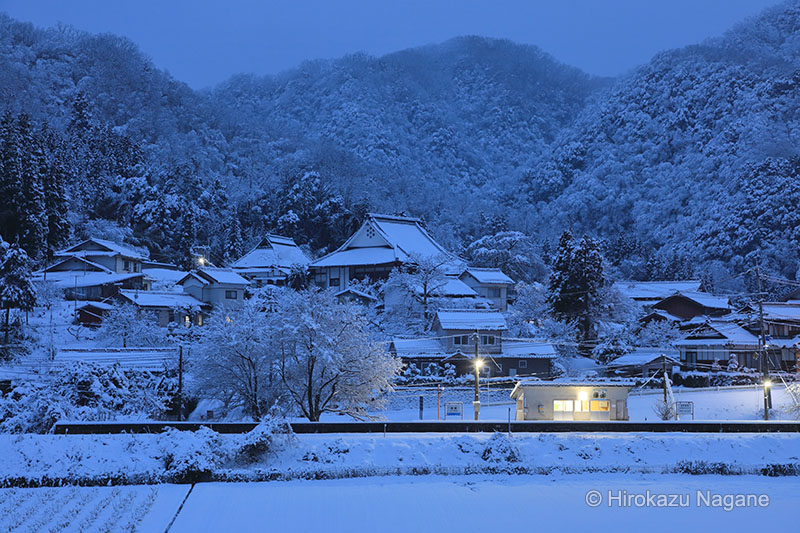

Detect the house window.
xmin=590 ymin=400 xmax=610 ymax=412
xmin=518 ymin=360 xmax=527 ymax=369
xmin=481 ymin=335 xmax=495 ymax=345
xmin=329 ymin=278 xmax=340 ymax=288
xmin=123 ymin=260 xmax=130 ymax=272
xmin=489 ymin=287 xmax=502 ymax=298
xmin=453 ymin=335 xmax=471 ymax=345
xmin=183 ymin=315 xmax=191 ymax=327
xmin=225 ymin=290 xmax=238 ymax=300
xmin=196 ymin=314 xmax=203 ymax=326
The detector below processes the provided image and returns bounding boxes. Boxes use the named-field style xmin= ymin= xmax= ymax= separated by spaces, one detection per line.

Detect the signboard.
xmin=675 ymin=401 xmax=694 ymax=420
xmin=445 ymin=402 xmax=464 ymax=419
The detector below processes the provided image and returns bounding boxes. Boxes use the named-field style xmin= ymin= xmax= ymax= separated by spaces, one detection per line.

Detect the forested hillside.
xmin=0 ymin=1 xmax=798 ymax=285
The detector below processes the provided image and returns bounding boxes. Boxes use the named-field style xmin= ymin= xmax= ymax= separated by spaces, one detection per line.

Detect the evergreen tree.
xmin=177 ymin=208 xmax=197 ymax=270
xmin=547 ymin=231 xmax=605 ymax=340
xmin=0 ymin=239 xmax=36 ymax=344
xmin=223 ymin=212 xmax=244 ymax=265
xmin=0 ymin=111 xmax=23 ymax=245
xmin=15 ymin=114 xmax=47 ymax=262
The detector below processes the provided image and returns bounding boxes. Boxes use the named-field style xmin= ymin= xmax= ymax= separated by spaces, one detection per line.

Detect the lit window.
xmin=590 ymin=400 xmax=610 ymax=412
xmin=554 ymin=400 xmax=574 ymax=412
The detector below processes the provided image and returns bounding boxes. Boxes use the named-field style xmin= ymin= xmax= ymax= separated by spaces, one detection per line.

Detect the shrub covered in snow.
xmin=235 ymin=416 xmax=295 ymax=464
xmin=480 ymin=433 xmax=520 ymax=463
xmin=159 ymin=427 xmax=229 ymax=483
xmin=0 ymin=362 xmax=175 ymax=433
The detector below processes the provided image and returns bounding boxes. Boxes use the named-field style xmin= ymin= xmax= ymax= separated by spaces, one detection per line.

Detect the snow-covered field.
xmin=169 ymin=475 xmax=800 ymax=533
xmin=2 ymin=474 xmax=794 ymax=532
xmin=0 ymin=484 xmax=188 ymax=532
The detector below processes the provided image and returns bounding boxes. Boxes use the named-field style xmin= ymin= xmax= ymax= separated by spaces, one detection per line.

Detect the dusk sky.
xmin=0 ymin=0 xmax=783 ymax=89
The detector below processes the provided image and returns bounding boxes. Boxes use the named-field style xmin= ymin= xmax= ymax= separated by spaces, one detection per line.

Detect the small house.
xmin=614 ymin=280 xmax=703 ymax=309
xmin=232 ymin=234 xmax=310 ymax=286
xmin=177 ymin=268 xmax=250 ymax=307
xmin=510 ymin=380 xmax=633 ymax=421
xmin=653 ymin=291 xmax=731 ymax=320
xmin=118 ymin=290 xmax=211 ymax=327
xmin=54 ymin=238 xmax=148 ymax=274
xmin=76 ymin=301 xmax=115 ymax=327
xmin=390 ymin=309 xmax=557 ymax=378
xmin=458 ymin=267 xmax=515 ymax=311
xmin=607 ymin=349 xmax=679 ymax=377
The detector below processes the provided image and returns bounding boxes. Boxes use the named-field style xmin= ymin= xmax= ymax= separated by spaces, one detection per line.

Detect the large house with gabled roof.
xmin=36 ymin=238 xmax=151 ymax=300
xmin=309 ymin=213 xmax=458 ymax=290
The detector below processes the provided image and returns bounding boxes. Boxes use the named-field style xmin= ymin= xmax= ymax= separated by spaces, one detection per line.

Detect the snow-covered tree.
xmin=547 ymin=231 xmax=605 ymax=341
xmin=0 ymin=239 xmax=36 ymax=345
xmin=275 ymin=289 xmax=402 ymax=421
xmin=384 ymin=253 xmax=453 ymax=329
xmin=95 ymin=303 xmax=167 ymax=348
xmin=193 ymin=298 xmax=280 ymax=419
xmin=466 ymin=230 xmax=547 ymax=283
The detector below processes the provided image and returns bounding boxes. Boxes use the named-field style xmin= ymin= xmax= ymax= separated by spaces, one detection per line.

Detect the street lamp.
xmin=473 ymin=358 xmax=483 ymax=421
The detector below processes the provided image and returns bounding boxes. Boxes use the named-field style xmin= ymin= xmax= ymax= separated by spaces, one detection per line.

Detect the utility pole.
xmin=662 ymin=354 xmax=668 ymax=404
xmin=178 ymin=344 xmax=184 ymax=421
xmin=755 ymin=266 xmax=771 ymax=420
xmin=473 ymin=332 xmax=481 ymax=421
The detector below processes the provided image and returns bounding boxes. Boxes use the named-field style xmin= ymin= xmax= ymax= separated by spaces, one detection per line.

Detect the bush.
xmin=481 ymin=433 xmax=520 ymax=463
xmin=236 ymin=417 xmax=295 ymax=464
xmin=160 ymin=427 xmax=229 ymax=483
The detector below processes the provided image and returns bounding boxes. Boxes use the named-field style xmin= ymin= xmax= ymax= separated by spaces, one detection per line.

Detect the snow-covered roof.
xmin=311 ymin=213 xmax=453 ymax=268
xmin=420 ymin=278 xmax=478 ymax=298
xmin=34 ymin=271 xmax=145 ymax=289
xmin=675 ymin=321 xmax=759 ymax=346
xmin=615 ymin=280 xmax=702 ymax=301
xmin=669 ymin=291 xmax=731 ymax=310
xmin=118 ymin=290 xmax=209 ymax=309
xmin=76 ymin=301 xmax=115 ymax=311
xmin=179 ymin=268 xmax=250 ymax=286
xmin=54 ymin=348 xmax=176 ymax=372
xmin=511 ymin=379 xmax=636 ymax=398
xmin=335 ymin=288 xmax=379 ymax=302
xmin=310 ymin=247 xmax=403 ymax=267
xmin=461 ymin=267 xmax=514 ymax=285
xmin=608 ymin=349 xmax=679 ymax=367
xmin=143 ymin=268 xmax=188 ymax=284
xmin=639 ymin=309 xmax=683 ymax=323
xmin=232 ymin=234 xmax=310 ymax=270
xmin=391 ymin=337 xmax=445 ymax=357
xmin=761 ymin=303 xmax=800 ymax=321
xmin=42 ymin=255 xmax=112 ymax=274
xmin=56 ymin=238 xmax=148 ymax=260
xmin=501 ymin=340 xmax=558 ymax=358
xmin=435 ymin=309 xmax=507 ymax=331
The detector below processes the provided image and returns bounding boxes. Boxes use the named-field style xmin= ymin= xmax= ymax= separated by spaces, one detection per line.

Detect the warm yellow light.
xmin=764 ymin=380 xmax=772 ymax=388
xmin=475 ymin=359 xmax=484 ymax=369
xmin=578 ymin=391 xmax=588 ymax=402
xmin=197 ymin=257 xmax=206 ymax=266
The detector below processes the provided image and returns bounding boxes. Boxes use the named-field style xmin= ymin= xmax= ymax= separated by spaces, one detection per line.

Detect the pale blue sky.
xmin=0 ymin=0 xmax=782 ymax=88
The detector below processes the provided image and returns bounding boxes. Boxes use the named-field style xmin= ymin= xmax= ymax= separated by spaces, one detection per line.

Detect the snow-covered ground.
xmin=2 ymin=474 xmax=794 ymax=532
xmin=169 ymin=475 xmax=800 ymax=533
xmin=0 ymin=484 xmax=188 ymax=532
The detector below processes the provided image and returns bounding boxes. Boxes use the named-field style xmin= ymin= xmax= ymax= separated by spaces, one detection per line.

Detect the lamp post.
xmin=473 ymin=358 xmax=483 ymax=420
xmin=473 ymin=332 xmax=482 ymax=421
xmin=763 ymin=379 xmax=772 ymax=421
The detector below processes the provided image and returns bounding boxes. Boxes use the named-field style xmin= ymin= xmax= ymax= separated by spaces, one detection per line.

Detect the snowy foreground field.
xmin=1 ymin=474 xmax=798 ymax=532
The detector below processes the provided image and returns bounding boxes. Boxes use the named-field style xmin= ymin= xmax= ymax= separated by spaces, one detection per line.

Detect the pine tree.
xmin=223 ymin=212 xmax=244 ymax=265
xmin=177 ymin=208 xmax=197 ymax=270
xmin=41 ymin=138 xmax=70 ymax=261
xmin=0 ymin=239 xmax=36 ymax=344
xmin=547 ymin=231 xmax=605 ymax=340
xmin=0 ymin=111 xmax=23 ymax=245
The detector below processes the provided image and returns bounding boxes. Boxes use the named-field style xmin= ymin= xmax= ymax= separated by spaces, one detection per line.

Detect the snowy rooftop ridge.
xmin=118 ymin=289 xmax=210 ymax=309
xmin=614 ymin=280 xmax=702 ymax=301
xmin=232 ymin=234 xmax=310 ymax=269
xmin=461 ymin=267 xmax=514 ymax=285
xmin=180 ymin=268 xmax=250 ymax=286
xmin=56 ymin=237 xmax=149 ymax=260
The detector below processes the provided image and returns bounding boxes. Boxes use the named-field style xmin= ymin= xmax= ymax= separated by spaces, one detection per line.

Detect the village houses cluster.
xmin=33 ymin=213 xmax=800 ymax=384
